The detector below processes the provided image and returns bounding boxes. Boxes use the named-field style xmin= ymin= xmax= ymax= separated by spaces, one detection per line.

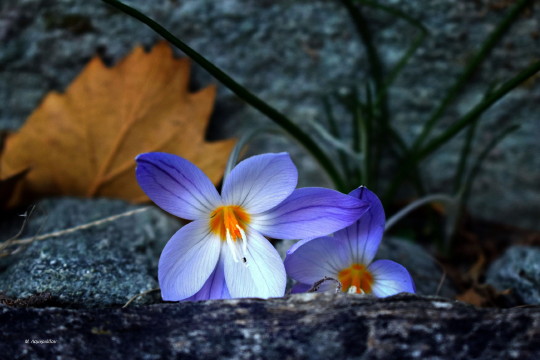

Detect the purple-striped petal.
xmin=290 ymin=282 xmax=312 ymax=294
xmin=251 ymin=187 xmax=370 ymax=240
xmin=183 ymin=254 xmax=230 ymax=301
xmin=223 ymin=229 xmax=286 ymax=298
xmin=158 ymin=220 xmax=221 ymax=301
xmin=136 ymin=152 xmax=221 ymax=220
xmin=221 ymin=153 xmax=297 ymax=214
xmin=284 ymin=236 xmax=348 ymax=284
xmin=286 ymin=238 xmax=314 ymax=256
xmin=368 ymin=259 xmax=415 ymax=297
xmin=334 ymin=186 xmax=385 ymax=265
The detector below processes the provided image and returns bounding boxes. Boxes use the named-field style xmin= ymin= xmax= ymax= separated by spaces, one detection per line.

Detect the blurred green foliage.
xmin=103 ymin=0 xmax=538 ymax=246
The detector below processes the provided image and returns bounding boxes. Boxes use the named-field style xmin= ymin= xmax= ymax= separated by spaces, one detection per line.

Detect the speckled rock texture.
xmin=0 ymin=0 xmax=539 ymax=230
xmin=1 ymin=293 xmax=539 ymax=359
xmin=486 ymin=245 xmax=540 ymax=305
xmin=0 ymin=198 xmax=178 ymax=307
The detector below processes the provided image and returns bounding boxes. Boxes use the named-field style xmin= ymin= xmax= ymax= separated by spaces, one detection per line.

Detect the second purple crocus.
xmin=284 ymin=186 xmax=415 ymax=297
xmin=136 ymin=152 xmax=370 ymax=301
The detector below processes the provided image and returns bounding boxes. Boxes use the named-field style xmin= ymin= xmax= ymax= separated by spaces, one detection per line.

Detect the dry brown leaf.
xmin=0 ymin=168 xmax=29 ymax=212
xmin=456 ymin=284 xmax=513 ymax=307
xmin=0 ymin=42 xmax=235 ymax=206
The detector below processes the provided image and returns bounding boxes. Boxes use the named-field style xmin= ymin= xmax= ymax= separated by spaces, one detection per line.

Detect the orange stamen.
xmin=209 ymin=205 xmax=250 ymax=242
xmin=338 ymin=264 xmax=374 ymax=294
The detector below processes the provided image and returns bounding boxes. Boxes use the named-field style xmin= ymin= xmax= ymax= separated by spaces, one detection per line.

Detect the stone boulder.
xmin=0 ymin=197 xmax=178 ymax=307
xmin=1 ymin=293 xmax=539 ymax=359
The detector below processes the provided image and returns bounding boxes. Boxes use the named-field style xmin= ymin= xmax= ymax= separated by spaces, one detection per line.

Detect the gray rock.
xmin=1 ymin=293 xmax=539 ymax=359
xmin=0 ymin=197 xmax=178 ymax=307
xmin=0 ymin=0 xmax=539 ymax=230
xmin=486 ymin=245 xmax=540 ymax=305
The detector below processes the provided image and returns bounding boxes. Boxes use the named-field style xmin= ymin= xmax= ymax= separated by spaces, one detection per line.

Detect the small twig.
xmin=122 ymin=288 xmax=161 ymax=308
xmin=3 ymin=204 xmax=37 ymax=243
xmin=308 ymin=276 xmax=342 ymax=294
xmin=435 ymin=271 xmax=447 ymax=297
xmin=0 ymin=204 xmax=40 ymax=256
xmin=0 ymin=207 xmax=151 ymax=255
xmin=385 ymin=194 xmax=456 ymax=231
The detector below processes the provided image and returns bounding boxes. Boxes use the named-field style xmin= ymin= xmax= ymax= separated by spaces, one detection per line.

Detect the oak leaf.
xmin=0 ymin=42 xmax=235 ymax=206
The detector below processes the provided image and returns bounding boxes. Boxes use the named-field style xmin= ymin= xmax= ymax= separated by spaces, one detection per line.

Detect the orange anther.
xmin=209 ymin=206 xmax=250 ymax=242
xmin=338 ymin=263 xmax=374 ymax=294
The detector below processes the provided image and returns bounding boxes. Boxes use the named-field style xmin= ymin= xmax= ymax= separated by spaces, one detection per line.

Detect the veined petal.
xmin=286 ymin=238 xmax=314 ymax=256
xmin=136 ymin=152 xmax=221 ymax=220
xmin=290 ymin=282 xmax=312 ymax=294
xmin=223 ymin=229 xmax=286 ymax=298
xmin=334 ymin=186 xmax=385 ymax=265
xmin=158 ymin=220 xmax=221 ymax=301
xmin=221 ymin=153 xmax=297 ymax=214
xmin=368 ymin=259 xmax=415 ymax=297
xmin=284 ymin=236 xmax=348 ymax=284
xmin=184 ymin=255 xmax=230 ymax=301
xmin=251 ymin=187 xmax=370 ymax=240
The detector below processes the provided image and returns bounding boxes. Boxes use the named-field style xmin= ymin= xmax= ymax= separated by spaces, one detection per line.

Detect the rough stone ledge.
xmin=1 ymin=293 xmax=539 ymax=359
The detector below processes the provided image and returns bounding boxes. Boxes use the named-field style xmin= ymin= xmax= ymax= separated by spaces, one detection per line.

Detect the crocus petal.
xmin=368 ymin=259 xmax=416 ymax=297
xmin=285 ymin=238 xmax=314 ymax=256
xmin=251 ymin=187 xmax=370 ymax=240
xmin=290 ymin=282 xmax=312 ymax=294
xmin=136 ymin=152 xmax=221 ymax=220
xmin=334 ymin=186 xmax=385 ymax=265
xmin=221 ymin=153 xmax=297 ymax=214
xmin=158 ymin=220 xmax=221 ymax=301
xmin=184 ymin=255 xmax=230 ymax=301
xmin=223 ymin=229 xmax=286 ymax=298
xmin=284 ymin=236 xmax=349 ymax=284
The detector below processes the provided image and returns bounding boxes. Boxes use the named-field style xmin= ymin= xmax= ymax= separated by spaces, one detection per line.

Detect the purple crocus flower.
xmin=136 ymin=152 xmax=370 ymax=301
xmin=284 ymin=186 xmax=415 ymax=297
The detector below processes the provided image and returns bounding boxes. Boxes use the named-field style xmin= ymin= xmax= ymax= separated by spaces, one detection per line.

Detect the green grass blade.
xmin=224 ymin=125 xmax=279 ymax=179
xmin=385 ymin=194 xmax=455 ymax=231
xmin=353 ymin=0 xmax=427 ymax=158
xmin=322 ymin=97 xmax=351 ymax=181
xmin=418 ymin=60 xmax=540 ymax=160
xmin=340 ymin=0 xmax=389 ymax=130
xmin=462 ymin=124 xmax=520 ymax=205
xmin=102 ymin=0 xmax=345 ymax=190
xmin=452 ymin=121 xmax=478 ymax=194
xmin=358 ymin=107 xmax=370 ymax=186
xmin=452 ymin=81 xmax=499 ymax=192
xmin=383 ymin=31 xmax=426 ymax=96
xmin=411 ymin=0 xmax=532 ymax=151
xmin=361 ymin=83 xmax=374 ymax=187
xmin=354 ymin=0 xmax=429 ymax=97
xmin=354 ymin=0 xmax=428 ymax=33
